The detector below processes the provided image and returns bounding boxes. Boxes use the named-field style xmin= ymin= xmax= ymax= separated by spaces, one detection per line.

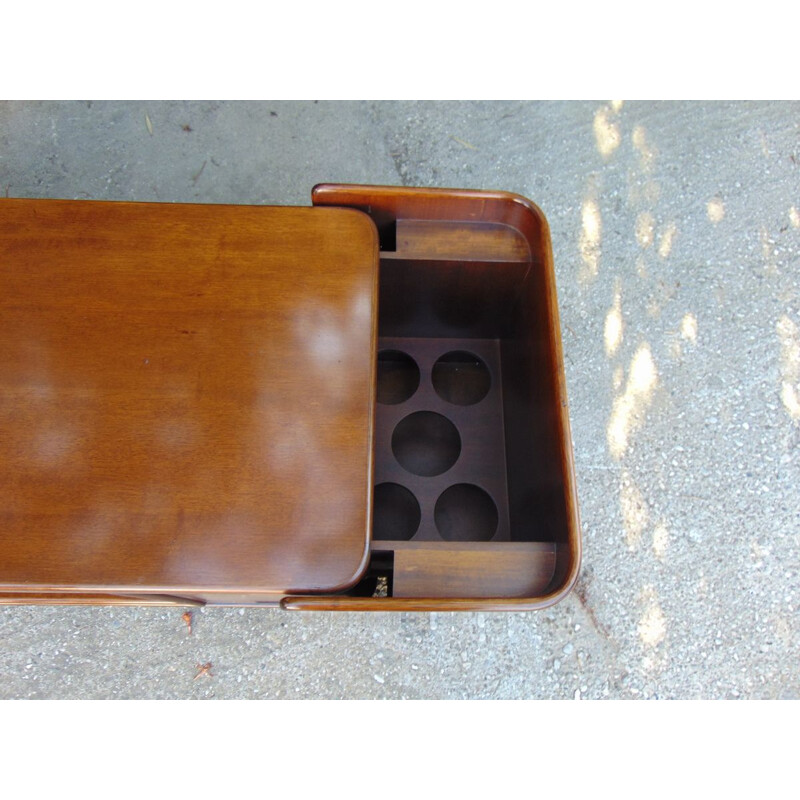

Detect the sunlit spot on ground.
xmin=620 ymin=469 xmax=649 ymax=549
xmin=579 ymin=197 xmax=602 ymax=281
xmin=638 ymin=587 xmax=666 ymax=647
xmin=594 ymin=106 xmax=621 ymax=159
xmin=790 ymin=206 xmax=800 ymax=228
xmin=707 ymin=197 xmax=725 ymax=223
xmin=604 ymin=284 xmax=624 ymax=356
xmin=607 ymin=343 xmax=658 ymax=459
xmin=611 ymin=100 xmax=624 ymax=112
xmin=777 ymin=315 xmax=800 ymax=420
xmin=630 ymin=344 xmax=658 ymax=394
xmin=681 ymin=313 xmax=698 ymax=343
xmin=652 ymin=522 xmax=669 ymax=560
xmin=636 ymin=211 xmax=654 ymax=248
xmin=658 ymin=222 xmax=677 ymax=259
xmin=613 ymin=365 xmax=624 ymax=392
xmin=636 ymin=255 xmax=648 ymax=278
xmin=632 ymin=125 xmax=656 ymax=172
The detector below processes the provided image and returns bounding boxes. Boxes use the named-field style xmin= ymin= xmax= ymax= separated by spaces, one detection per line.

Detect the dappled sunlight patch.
xmin=630 ymin=344 xmax=658 ymax=394
xmin=579 ymin=196 xmax=602 ymax=281
xmin=613 ymin=365 xmax=624 ymax=392
xmin=620 ymin=469 xmax=649 ymax=550
xmin=607 ymin=343 xmax=658 ymax=459
xmin=657 ymin=222 xmax=677 ymax=259
xmin=790 ymin=206 xmax=800 ymax=229
xmin=632 ymin=125 xmax=656 ymax=172
xmin=638 ymin=586 xmax=666 ymax=648
xmin=594 ymin=105 xmax=621 ymax=159
xmin=707 ymin=197 xmax=725 ymax=223
xmin=604 ymin=283 xmax=624 ymax=357
xmin=777 ymin=314 xmax=800 ymax=420
xmin=652 ymin=522 xmax=669 ymax=561
xmin=681 ymin=313 xmax=698 ymax=343
xmin=635 ymin=211 xmax=654 ymax=248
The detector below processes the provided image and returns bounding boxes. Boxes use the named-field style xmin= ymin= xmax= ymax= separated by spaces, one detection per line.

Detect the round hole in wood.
xmin=434 ymin=483 xmax=498 ymax=542
xmin=391 ymin=411 xmax=461 ymax=477
xmin=377 ymin=350 xmax=420 ymax=405
xmin=432 ymin=350 xmax=491 ymax=405
xmin=372 ymin=483 xmax=421 ymax=541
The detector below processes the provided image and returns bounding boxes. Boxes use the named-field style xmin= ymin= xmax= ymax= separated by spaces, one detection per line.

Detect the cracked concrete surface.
xmin=0 ymin=100 xmax=798 ymax=699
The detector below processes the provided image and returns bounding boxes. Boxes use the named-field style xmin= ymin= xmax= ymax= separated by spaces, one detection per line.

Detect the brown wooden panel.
xmin=373 ymin=337 xmax=511 ymax=543
xmin=0 ymin=593 xmax=201 ymax=606
xmin=0 ymin=199 xmax=378 ymax=596
xmin=384 ymin=220 xmax=530 ymax=262
xmin=392 ymin=542 xmax=555 ymax=598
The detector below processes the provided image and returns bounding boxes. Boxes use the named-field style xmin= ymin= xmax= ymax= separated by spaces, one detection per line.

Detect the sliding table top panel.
xmin=0 ymin=199 xmax=378 ymax=595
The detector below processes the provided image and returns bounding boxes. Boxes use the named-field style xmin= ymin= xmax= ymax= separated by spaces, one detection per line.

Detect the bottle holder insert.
xmin=373 ymin=336 xmax=512 ymax=543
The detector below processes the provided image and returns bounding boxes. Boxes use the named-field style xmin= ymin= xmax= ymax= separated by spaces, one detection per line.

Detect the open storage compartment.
xmin=284 ymin=185 xmax=581 ymax=611
xmin=0 ymin=185 xmax=578 ymax=611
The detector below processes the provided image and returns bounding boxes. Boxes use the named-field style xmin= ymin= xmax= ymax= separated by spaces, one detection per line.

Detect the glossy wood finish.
xmin=313 ymin=184 xmax=581 ymax=610
xmin=0 ymin=199 xmax=378 ymax=600
xmin=384 ymin=220 xmax=530 ymax=262
xmin=281 ymin=589 xmax=564 ymax=613
xmin=390 ymin=541 xmax=556 ymax=598
xmin=0 ymin=592 xmax=201 ymax=605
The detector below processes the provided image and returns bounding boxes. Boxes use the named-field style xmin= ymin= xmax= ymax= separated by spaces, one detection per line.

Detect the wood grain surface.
xmin=0 ymin=199 xmax=378 ymax=597
xmin=390 ymin=541 xmax=556 ymax=598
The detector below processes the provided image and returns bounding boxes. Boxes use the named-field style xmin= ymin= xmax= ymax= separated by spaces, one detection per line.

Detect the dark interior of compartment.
xmin=372 ymin=256 xmax=569 ymax=549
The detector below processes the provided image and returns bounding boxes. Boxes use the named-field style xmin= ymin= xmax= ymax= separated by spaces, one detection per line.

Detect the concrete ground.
xmin=0 ymin=100 xmax=798 ymax=699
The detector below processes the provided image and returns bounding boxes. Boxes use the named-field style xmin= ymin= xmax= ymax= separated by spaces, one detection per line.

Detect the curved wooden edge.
xmin=280 ymin=587 xmax=572 ymax=613
xmin=312 ymin=183 xmax=553 ymax=233
xmin=311 ymin=183 xmax=582 ymax=607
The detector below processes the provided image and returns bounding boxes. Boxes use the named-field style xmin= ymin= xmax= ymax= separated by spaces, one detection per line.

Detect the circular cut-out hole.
xmin=434 ymin=483 xmax=498 ymax=541
xmin=373 ymin=482 xmax=421 ymax=541
xmin=432 ymin=351 xmax=491 ymax=405
xmin=377 ymin=350 xmax=420 ymax=405
xmin=392 ymin=411 xmax=461 ymax=477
